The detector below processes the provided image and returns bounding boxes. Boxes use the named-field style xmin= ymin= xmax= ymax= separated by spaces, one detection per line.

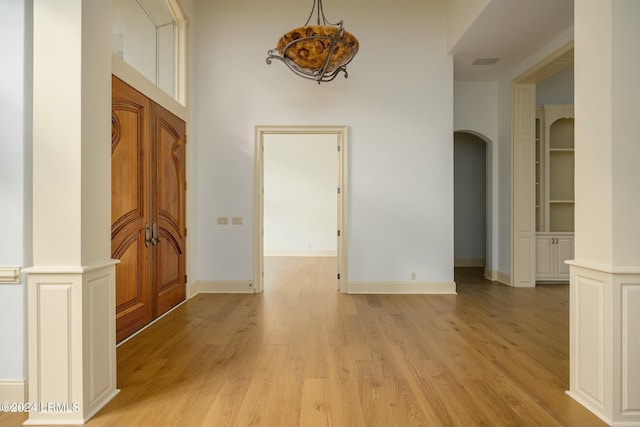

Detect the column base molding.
xmin=569 ymin=263 xmax=640 ymax=426
xmin=25 ymin=260 xmax=119 ymax=424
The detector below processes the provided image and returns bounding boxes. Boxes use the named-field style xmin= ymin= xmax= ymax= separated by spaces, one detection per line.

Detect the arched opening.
xmin=453 ymin=130 xmax=494 ymax=282
xmin=454 ymin=131 xmax=486 ymax=270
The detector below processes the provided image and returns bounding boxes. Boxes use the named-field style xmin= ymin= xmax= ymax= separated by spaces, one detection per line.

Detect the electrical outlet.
xmin=217 ymin=217 xmax=228 ymax=225
xmin=232 ymin=217 xmax=243 ymax=225
xmin=411 ymin=272 xmax=416 ymax=280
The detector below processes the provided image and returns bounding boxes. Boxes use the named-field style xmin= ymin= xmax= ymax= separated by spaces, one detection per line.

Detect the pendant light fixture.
xmin=266 ymin=0 xmax=359 ymax=84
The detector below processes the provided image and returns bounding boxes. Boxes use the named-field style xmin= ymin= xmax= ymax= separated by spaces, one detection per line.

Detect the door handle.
xmin=145 ymin=223 xmax=152 ymax=247
xmin=151 ymin=222 xmax=162 ymax=245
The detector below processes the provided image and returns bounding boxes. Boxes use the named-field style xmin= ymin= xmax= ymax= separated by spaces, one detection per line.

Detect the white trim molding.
xmin=254 ymin=126 xmax=349 ymax=294
xmin=347 ymin=281 xmax=457 ymax=294
xmin=264 ymin=251 xmax=338 ymax=257
xmin=454 ymin=258 xmax=485 ymax=267
xmin=0 ymin=266 xmax=21 ymax=284
xmin=484 ymin=269 xmax=510 ymax=286
xmin=0 ymin=380 xmax=27 ymax=403
xmin=568 ymin=263 xmax=640 ymax=426
xmin=189 ymin=280 xmax=255 ymax=296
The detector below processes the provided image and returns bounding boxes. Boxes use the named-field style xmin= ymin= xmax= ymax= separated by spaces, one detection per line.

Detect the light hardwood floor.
xmin=1 ymin=258 xmax=606 ymax=426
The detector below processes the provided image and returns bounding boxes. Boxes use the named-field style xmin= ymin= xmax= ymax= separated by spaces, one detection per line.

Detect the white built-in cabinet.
xmin=536 ymin=234 xmax=573 ymax=281
xmin=535 ymin=104 xmax=574 ymax=282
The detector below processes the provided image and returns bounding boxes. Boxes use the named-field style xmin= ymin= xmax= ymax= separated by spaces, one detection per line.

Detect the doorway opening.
xmin=510 ymin=41 xmax=573 ymax=287
xmin=254 ymin=126 xmax=349 ymax=293
xmin=454 ymin=131 xmax=487 ymax=273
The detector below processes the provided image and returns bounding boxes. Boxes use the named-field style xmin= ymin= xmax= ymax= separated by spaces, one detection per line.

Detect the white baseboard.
xmin=454 ymin=258 xmax=485 ymax=267
xmin=496 ymin=271 xmax=511 ymax=286
xmin=485 ymin=269 xmax=511 ymax=286
xmin=0 ymin=379 xmax=27 ymax=403
xmin=189 ymin=280 xmax=254 ymax=296
xmin=264 ymin=250 xmax=337 ymax=257
xmin=565 ymin=391 xmax=612 ymax=427
xmin=347 ymin=281 xmax=456 ymax=294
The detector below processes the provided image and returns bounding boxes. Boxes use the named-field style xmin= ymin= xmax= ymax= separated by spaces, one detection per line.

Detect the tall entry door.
xmin=111 ymin=76 xmax=186 ymax=342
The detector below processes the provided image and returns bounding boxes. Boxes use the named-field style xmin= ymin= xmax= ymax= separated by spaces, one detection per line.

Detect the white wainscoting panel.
xmin=569 ymin=263 xmax=640 ymax=426
xmin=37 ymin=283 xmax=74 ymax=406
xmin=85 ymin=268 xmax=118 ymax=417
xmin=575 ymin=273 xmax=605 ymax=406
xmin=621 ymin=283 xmax=640 ymax=415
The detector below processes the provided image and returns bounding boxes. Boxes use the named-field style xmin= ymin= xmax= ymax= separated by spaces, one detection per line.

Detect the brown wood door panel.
xmin=113 ymin=232 xmax=151 ymax=342
xmin=151 ymin=102 xmax=186 ymax=316
xmin=156 ymin=233 xmax=184 ymax=316
xmin=112 ymin=76 xmax=186 ymax=341
xmin=112 ymin=76 xmax=152 ymax=342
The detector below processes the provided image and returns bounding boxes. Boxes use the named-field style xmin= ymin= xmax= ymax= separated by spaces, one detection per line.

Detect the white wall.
xmin=192 ymin=0 xmax=453 ymax=284
xmin=263 ymin=134 xmax=338 ymax=256
xmin=0 ymin=0 xmax=31 ymax=383
xmin=454 ymin=133 xmax=486 ymax=265
xmin=536 ymin=64 xmax=574 ymax=106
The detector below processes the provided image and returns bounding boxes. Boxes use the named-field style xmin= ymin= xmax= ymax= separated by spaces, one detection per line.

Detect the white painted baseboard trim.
xmin=264 ymin=250 xmax=337 ymax=257
xmin=347 ymin=281 xmax=456 ymax=294
xmin=116 ymin=299 xmax=188 ymax=347
xmin=454 ymin=258 xmax=485 ymax=267
xmin=565 ymin=391 xmax=612 ymax=427
xmin=0 ymin=379 xmax=27 ymax=403
xmin=189 ymin=280 xmax=255 ymax=296
xmin=484 ymin=269 xmax=511 ymax=286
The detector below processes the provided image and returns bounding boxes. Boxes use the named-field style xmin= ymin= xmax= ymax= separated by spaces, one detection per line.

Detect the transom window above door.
xmin=112 ymin=0 xmax=186 ymax=104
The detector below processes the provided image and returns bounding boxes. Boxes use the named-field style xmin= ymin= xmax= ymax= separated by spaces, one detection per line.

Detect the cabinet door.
xmin=555 ymin=236 xmax=574 ymax=277
xmin=536 ymin=236 xmax=554 ymax=279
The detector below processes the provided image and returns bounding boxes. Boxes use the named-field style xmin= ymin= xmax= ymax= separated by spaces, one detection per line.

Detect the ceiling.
xmin=451 ymin=0 xmax=574 ymax=82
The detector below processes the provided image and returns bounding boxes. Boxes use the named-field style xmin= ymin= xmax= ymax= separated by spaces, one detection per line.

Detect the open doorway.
xmin=454 ymin=132 xmax=487 ymax=274
xmin=511 ymin=42 xmax=573 ymax=287
xmin=253 ymin=126 xmax=349 ymax=293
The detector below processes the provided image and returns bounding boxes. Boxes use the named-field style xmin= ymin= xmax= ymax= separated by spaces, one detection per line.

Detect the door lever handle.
xmin=151 ymin=222 xmax=161 ymax=245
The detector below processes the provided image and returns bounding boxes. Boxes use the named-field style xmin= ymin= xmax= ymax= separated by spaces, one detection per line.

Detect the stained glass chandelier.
xmin=266 ymin=0 xmax=359 ymax=84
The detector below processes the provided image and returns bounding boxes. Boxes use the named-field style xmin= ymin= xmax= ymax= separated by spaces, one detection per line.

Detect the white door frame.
xmin=510 ymin=41 xmax=573 ymax=287
xmin=253 ymin=125 xmax=349 ymax=293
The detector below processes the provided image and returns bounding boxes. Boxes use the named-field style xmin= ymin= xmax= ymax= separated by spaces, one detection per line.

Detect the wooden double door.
xmin=111 ymin=76 xmax=186 ymax=342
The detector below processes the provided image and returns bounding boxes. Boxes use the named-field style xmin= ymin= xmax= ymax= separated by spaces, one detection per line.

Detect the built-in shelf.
xmin=536 ymin=105 xmax=575 ymax=280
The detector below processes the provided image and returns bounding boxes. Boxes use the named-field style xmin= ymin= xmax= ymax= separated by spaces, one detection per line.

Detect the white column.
xmin=25 ymin=0 xmax=118 ymax=424
xmin=568 ymin=1 xmax=640 ymax=425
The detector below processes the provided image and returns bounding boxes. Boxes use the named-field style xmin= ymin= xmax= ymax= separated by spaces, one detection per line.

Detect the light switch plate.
xmin=232 ymin=217 xmax=243 ymax=225
xmin=217 ymin=217 xmax=228 ymax=225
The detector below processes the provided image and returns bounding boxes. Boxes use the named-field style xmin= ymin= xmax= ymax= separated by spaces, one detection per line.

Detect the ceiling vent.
xmin=472 ymin=58 xmax=500 ymax=66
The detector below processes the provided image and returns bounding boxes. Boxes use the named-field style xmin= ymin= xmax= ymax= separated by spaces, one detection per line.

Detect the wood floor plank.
xmin=0 ymin=262 xmax=608 ymax=427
